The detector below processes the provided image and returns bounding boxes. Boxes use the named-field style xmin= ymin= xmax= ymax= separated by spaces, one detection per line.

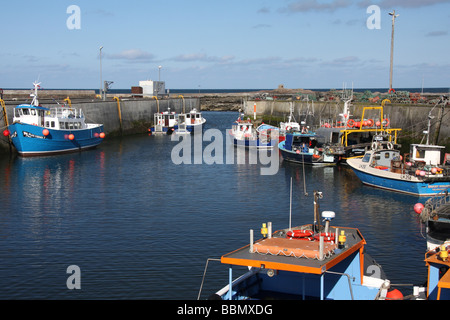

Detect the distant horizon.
xmin=2 ymin=86 xmax=449 ymax=94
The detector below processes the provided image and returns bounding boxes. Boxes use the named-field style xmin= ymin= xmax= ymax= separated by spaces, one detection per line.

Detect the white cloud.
xmin=108 ymin=49 xmax=155 ymax=62
xmin=281 ymin=0 xmax=352 ymax=13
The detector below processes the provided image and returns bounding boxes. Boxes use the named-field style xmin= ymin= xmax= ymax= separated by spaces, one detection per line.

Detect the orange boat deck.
xmin=221 ymin=226 xmax=366 ymax=275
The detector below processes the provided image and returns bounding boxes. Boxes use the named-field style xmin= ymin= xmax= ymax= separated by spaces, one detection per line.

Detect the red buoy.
xmin=99 ymin=132 xmax=106 ymax=139
xmin=386 ymin=289 xmax=403 ymax=300
xmin=3 ymin=129 xmax=10 ymax=137
xmin=68 ymin=134 xmax=75 ymax=141
xmin=43 ymin=129 xmax=49 ymax=136
xmin=414 ymin=203 xmax=424 ymax=214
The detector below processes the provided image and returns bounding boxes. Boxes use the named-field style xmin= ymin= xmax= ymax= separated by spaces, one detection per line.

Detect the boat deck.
xmin=221 ymin=226 xmax=365 ymax=275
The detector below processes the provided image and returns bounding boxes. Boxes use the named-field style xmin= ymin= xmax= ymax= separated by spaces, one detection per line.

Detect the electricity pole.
xmin=389 ymin=10 xmax=399 ymax=92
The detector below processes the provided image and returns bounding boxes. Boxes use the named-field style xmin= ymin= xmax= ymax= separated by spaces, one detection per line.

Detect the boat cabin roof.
xmin=16 ymin=104 xmax=49 ymax=111
xmin=221 ymin=226 xmax=365 ymax=275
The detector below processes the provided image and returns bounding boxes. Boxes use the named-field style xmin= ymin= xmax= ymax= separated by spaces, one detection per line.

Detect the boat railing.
xmin=420 ymin=189 xmax=450 ymax=222
xmin=49 ymin=107 xmax=84 ymax=119
xmin=197 ymin=258 xmax=221 ymax=300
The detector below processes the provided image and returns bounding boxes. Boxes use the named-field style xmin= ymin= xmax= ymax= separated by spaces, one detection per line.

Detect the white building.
xmin=139 ymin=80 xmax=166 ymax=97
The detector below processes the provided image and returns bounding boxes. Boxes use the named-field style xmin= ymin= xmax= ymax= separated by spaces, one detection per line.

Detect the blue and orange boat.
xmin=6 ymin=82 xmax=105 ymax=157
xmin=199 ymin=191 xmax=395 ymax=300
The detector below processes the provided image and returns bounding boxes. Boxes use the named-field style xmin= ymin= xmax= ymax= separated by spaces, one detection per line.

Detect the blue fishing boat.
xmin=199 ymin=191 xmax=393 ymax=300
xmin=278 ymin=129 xmax=339 ymax=166
xmin=347 ymin=141 xmax=450 ymax=196
xmin=7 ymin=82 xmax=105 ymax=157
xmin=228 ymin=114 xmax=278 ymax=149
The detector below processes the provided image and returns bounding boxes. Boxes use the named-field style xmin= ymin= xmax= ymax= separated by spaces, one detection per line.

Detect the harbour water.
xmin=0 ymin=111 xmax=428 ymax=300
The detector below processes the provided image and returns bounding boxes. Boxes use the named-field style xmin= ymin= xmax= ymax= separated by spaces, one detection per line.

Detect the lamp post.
xmin=99 ymin=46 xmax=103 ymax=99
xmin=388 ymin=10 xmax=399 ymax=92
xmin=158 ymin=65 xmax=162 ymax=81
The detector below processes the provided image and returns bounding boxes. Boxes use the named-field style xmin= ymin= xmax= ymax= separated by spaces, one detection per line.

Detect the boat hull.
xmin=9 ymin=123 xmax=104 ymax=157
xmin=186 ymin=121 xmax=206 ymax=133
xmin=347 ymin=158 xmax=450 ymax=196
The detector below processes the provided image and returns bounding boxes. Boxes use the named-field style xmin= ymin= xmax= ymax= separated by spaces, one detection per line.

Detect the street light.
xmin=99 ymin=46 xmax=103 ymax=99
xmin=158 ymin=65 xmax=162 ymax=81
xmin=388 ymin=10 xmax=399 ymax=92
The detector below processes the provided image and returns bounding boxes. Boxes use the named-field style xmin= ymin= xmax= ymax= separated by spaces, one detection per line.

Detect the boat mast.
xmin=30 ymin=82 xmax=41 ymax=107
xmin=313 ymin=191 xmax=323 ymax=233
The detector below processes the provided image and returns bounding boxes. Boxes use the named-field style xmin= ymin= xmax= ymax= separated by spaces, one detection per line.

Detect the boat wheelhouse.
xmin=184 ymin=108 xmax=206 ymax=133
xmin=150 ymin=109 xmax=178 ymax=135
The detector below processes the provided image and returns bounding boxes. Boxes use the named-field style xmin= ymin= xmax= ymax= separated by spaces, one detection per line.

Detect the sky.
xmin=0 ymin=0 xmax=449 ymax=90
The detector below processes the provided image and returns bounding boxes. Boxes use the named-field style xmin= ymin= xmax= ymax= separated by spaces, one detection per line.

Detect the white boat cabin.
xmin=13 ymin=105 xmax=88 ymax=130
xmin=185 ymin=109 xmax=204 ymax=125
xmin=154 ymin=111 xmax=178 ymax=128
xmin=410 ymin=144 xmax=445 ymax=166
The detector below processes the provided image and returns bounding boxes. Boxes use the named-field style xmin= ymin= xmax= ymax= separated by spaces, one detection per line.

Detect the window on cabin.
xmin=30 ymin=109 xmax=36 ymax=116
xmin=416 ymin=149 xmax=425 ymax=159
xmin=51 ymin=121 xmax=55 ymax=128
xmin=362 ymin=153 xmax=371 ymax=163
xmin=22 ymin=109 xmax=30 ymax=115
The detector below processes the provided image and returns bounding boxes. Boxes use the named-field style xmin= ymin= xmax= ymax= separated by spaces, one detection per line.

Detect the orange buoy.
xmin=99 ymin=132 xmax=106 ymax=139
xmin=43 ymin=129 xmax=49 ymax=136
xmin=414 ymin=203 xmax=424 ymax=214
xmin=386 ymin=289 xmax=403 ymax=300
xmin=68 ymin=134 xmax=75 ymax=141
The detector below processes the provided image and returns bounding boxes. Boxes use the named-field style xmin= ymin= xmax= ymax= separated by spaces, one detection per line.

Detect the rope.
xmin=252 ymin=245 xmax=335 ymax=260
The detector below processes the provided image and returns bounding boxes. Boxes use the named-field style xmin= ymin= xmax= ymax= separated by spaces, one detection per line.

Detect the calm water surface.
xmin=0 ymin=112 xmax=427 ymax=300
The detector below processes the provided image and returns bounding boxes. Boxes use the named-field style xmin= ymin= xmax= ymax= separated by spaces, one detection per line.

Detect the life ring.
xmin=314 ymin=232 xmax=335 ymax=242
xmin=389 ymin=88 xmax=395 ymax=94
xmin=387 ymin=142 xmax=394 ymax=150
xmin=383 ymin=118 xmax=390 ymax=127
xmin=366 ymin=119 xmax=374 ymax=127
xmin=286 ymin=126 xmax=291 ymax=131
xmin=371 ymin=142 xmax=378 ymax=151
xmin=287 ymin=229 xmax=313 ymax=239
xmin=347 ymin=119 xmax=355 ymax=128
